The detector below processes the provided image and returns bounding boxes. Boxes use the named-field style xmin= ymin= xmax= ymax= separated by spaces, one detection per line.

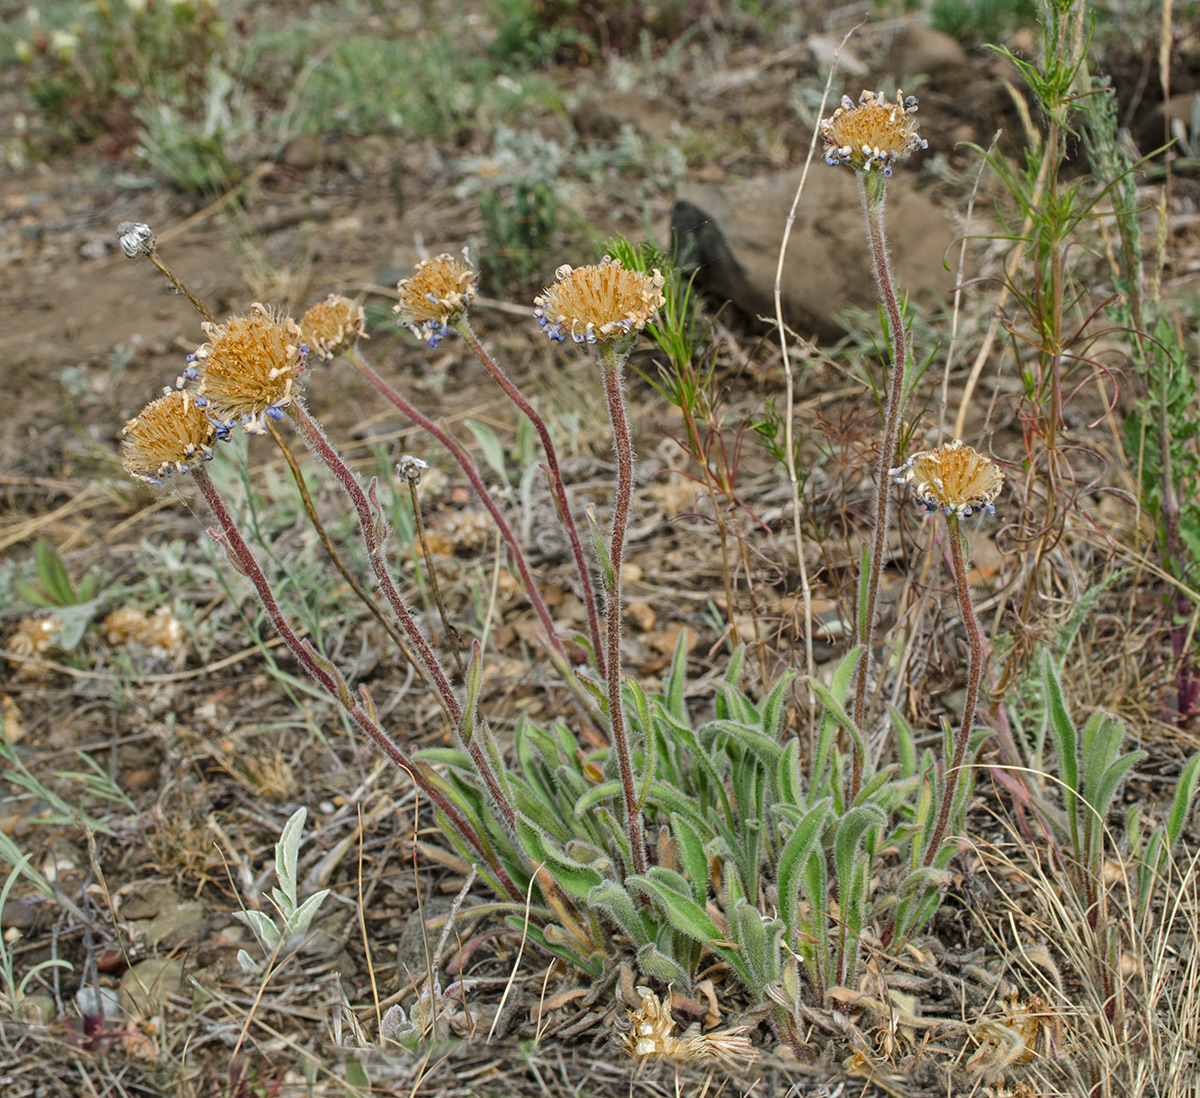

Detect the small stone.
xmin=18 ymin=992 xmax=56 ymax=1025
xmin=120 ymin=958 xmax=184 ymax=1017
xmin=140 ymin=900 xmax=209 ymax=950
xmin=625 ymin=602 xmax=657 ymax=632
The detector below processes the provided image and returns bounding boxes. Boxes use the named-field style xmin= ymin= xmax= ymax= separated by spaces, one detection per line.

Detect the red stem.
xmin=193 ymin=467 xmax=526 ymax=905
xmin=458 ymin=319 xmax=606 ymax=677
xmin=349 ymin=348 xmax=567 ymax=665
xmin=599 ymin=345 xmax=647 ymax=877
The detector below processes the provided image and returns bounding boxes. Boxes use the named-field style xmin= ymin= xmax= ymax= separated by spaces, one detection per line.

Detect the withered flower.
xmin=194 ymin=303 xmax=307 ymax=433
xmin=300 ymin=294 xmax=367 ymax=360
xmin=394 ymin=252 xmax=476 ymax=347
xmin=122 ymin=388 xmax=219 ymax=485
xmin=534 ymin=257 xmax=665 ymax=346
xmin=890 ymin=440 xmax=1004 ymax=518
xmin=820 ymin=89 xmax=927 ymax=176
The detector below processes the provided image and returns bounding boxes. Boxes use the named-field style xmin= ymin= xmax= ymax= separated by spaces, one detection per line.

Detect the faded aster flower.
xmin=890 ymin=439 xmax=1004 ymax=518
xmin=820 ymin=89 xmax=927 ymax=176
xmin=117 ymin=221 xmax=156 ymax=259
xmin=620 ymin=987 xmax=755 ymax=1069
xmin=534 ymin=256 xmax=665 ymax=345
xmin=300 ymin=294 xmax=367 ymax=360
xmin=193 ymin=303 xmax=307 ymax=433
xmin=6 ymin=617 xmax=59 ymax=679
xmin=394 ymin=252 xmax=476 ymax=347
xmin=122 ymin=388 xmax=219 ymax=485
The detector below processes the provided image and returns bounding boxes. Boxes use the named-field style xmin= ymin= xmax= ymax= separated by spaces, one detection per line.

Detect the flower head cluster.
xmin=820 ymin=89 xmax=927 ymax=176
xmin=534 ymin=257 xmax=665 ymax=346
xmin=394 ymin=252 xmax=476 ymax=348
xmin=890 ymin=440 xmax=1004 ymax=518
xmin=193 ymin=303 xmax=307 ymax=433
xmin=121 ymin=388 xmax=219 ymax=485
xmin=300 ymin=294 xmax=367 ymax=360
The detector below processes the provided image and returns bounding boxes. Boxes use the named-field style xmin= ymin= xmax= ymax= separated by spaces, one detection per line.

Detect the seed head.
xmin=534 ymin=256 xmax=665 ymax=346
xmin=300 ymin=294 xmax=367 ymax=360
xmin=122 ymin=388 xmax=219 ymax=485
xmin=394 ymin=252 xmax=476 ymax=347
xmin=890 ymin=440 xmax=1004 ymax=518
xmin=193 ymin=303 xmax=307 ymax=433
xmin=820 ymin=89 xmax=927 ymax=176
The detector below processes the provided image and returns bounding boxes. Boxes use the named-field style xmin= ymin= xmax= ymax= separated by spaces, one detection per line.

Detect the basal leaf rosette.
xmin=193 ymin=303 xmax=307 ymax=434
xmin=394 ymin=252 xmax=477 ymax=348
xmin=533 ymin=256 xmax=665 ymax=349
xmin=820 ymin=89 xmax=927 ymax=177
xmin=121 ymin=388 xmax=219 ymax=485
xmin=890 ymin=440 xmax=1004 ymax=518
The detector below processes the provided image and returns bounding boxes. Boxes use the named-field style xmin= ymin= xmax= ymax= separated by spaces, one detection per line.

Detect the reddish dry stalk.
xmin=285 ymin=401 xmax=462 ymax=723
xmin=349 ymin=347 xmax=567 ymax=665
xmin=923 ymin=514 xmax=983 ymax=866
xmin=193 ymin=467 xmax=526 ymax=904
xmin=599 ymin=345 xmax=647 ymax=877
xmin=457 ymin=318 xmax=606 ymax=676
xmin=852 ymin=173 xmax=909 ymax=796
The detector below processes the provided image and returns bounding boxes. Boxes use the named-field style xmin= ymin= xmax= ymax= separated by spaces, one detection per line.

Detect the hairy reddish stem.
xmin=598 ymin=344 xmax=647 ymax=877
xmin=852 ymin=172 xmax=909 ymax=795
xmin=285 ymin=401 xmax=462 ymax=723
xmin=457 ymin=318 xmax=606 ymax=677
xmin=923 ymin=514 xmax=983 ymax=866
xmin=193 ymin=466 xmax=525 ymax=905
xmin=349 ymin=347 xmax=567 ymax=665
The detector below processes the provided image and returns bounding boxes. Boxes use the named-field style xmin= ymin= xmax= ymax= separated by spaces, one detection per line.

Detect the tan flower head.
xmin=890 ymin=439 xmax=1004 ymax=518
xmin=820 ymin=89 xmax=927 ymax=176
xmin=621 ymin=987 xmax=755 ymax=1068
xmin=122 ymin=388 xmax=219 ymax=485
xmin=193 ymin=303 xmax=307 ymax=433
xmin=6 ymin=617 xmax=59 ymax=679
xmin=300 ymin=294 xmax=367 ymax=360
xmin=394 ymin=251 xmax=476 ymax=347
xmin=534 ymin=256 xmax=665 ymax=346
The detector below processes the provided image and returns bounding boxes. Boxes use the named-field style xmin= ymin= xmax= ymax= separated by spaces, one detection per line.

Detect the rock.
xmin=884 ymin=26 xmax=970 ymax=85
xmin=119 ymin=883 xmax=178 ymax=921
xmin=672 ymin=167 xmax=961 ymax=342
xmin=140 ymin=900 xmax=209 ymax=950
xmin=573 ymin=91 xmax=683 ymax=143
xmin=18 ymin=992 xmax=56 ymax=1025
xmin=1137 ymin=92 xmax=1200 ymax=158
xmin=120 ymin=958 xmax=184 ymax=1017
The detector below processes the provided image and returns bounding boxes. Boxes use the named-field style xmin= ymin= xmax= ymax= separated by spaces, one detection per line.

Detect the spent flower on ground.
xmin=193 ymin=304 xmax=307 ymax=433
xmin=394 ymin=251 xmax=477 ymax=347
xmin=121 ymin=387 xmax=219 ymax=484
xmin=533 ymin=256 xmax=665 ymax=346
xmin=890 ymin=439 xmax=1005 ymax=517
xmin=820 ymin=89 xmax=927 ymax=176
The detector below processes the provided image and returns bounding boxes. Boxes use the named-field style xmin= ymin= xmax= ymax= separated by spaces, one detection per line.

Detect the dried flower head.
xmin=394 ymin=252 xmax=476 ymax=347
xmin=820 ymin=89 xmax=927 ymax=176
xmin=103 ymin=606 xmax=186 ymax=657
xmin=6 ymin=617 xmax=59 ymax=679
xmin=534 ymin=257 xmax=666 ymax=346
xmin=300 ymin=294 xmax=367 ymax=360
xmin=890 ymin=440 xmax=1004 ymax=518
xmin=620 ymin=987 xmax=755 ymax=1069
xmin=193 ymin=304 xmax=307 ymax=433
xmin=122 ymin=389 xmax=219 ymax=485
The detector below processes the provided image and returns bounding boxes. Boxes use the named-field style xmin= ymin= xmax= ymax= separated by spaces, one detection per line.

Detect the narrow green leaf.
xmin=589 ymin=878 xmax=652 ymax=948
xmin=1167 ymin=753 xmax=1200 ymax=849
xmin=670 ymin=814 xmax=711 ymax=905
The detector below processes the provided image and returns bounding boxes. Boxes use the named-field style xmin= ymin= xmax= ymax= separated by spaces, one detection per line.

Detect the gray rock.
xmin=120 ymin=958 xmax=184 ymax=1017
xmin=140 ymin=900 xmax=209 ymax=950
xmin=672 ymin=166 xmax=960 ymax=342
xmin=884 ymin=26 xmax=970 ymax=84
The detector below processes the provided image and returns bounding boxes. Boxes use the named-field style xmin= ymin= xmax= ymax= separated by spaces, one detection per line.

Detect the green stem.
xmin=598 ymin=342 xmax=647 ymax=877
